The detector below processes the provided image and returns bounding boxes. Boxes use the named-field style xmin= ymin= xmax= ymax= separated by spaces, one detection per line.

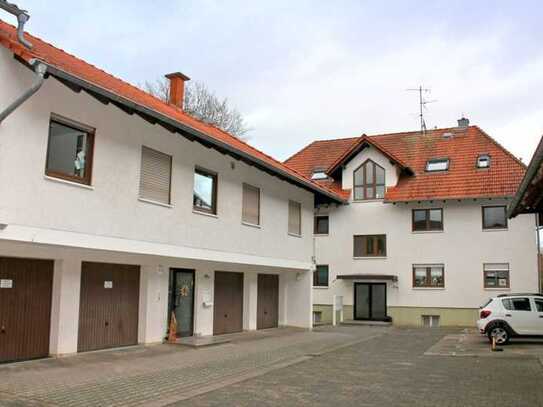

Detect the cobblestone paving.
xmin=175 ymin=328 xmax=543 ymax=407
xmin=0 ymin=326 xmax=387 ymax=406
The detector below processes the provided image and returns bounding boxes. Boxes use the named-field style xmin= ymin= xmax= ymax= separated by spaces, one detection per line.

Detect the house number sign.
xmin=0 ymin=279 xmax=13 ymax=288
xmin=104 ymin=281 xmax=113 ymax=289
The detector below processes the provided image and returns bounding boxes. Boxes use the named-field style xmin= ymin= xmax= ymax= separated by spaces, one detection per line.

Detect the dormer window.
xmin=311 ymin=169 xmax=328 ymax=180
xmin=353 ymin=159 xmax=385 ymax=200
xmin=426 ymin=158 xmax=449 ymax=172
xmin=477 ymin=154 xmax=490 ymax=168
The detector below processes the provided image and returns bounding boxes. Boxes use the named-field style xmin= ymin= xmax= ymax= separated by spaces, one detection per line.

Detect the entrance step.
xmin=172 ymin=335 xmax=232 ymax=348
xmin=340 ymin=320 xmax=392 ymax=327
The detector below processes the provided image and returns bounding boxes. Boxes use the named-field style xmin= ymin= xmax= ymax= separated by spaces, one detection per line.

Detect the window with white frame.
xmin=483 ymin=263 xmax=510 ymax=288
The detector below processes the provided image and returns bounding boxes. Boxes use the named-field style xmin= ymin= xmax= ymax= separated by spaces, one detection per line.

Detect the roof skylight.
xmin=311 ymin=170 xmax=328 ymax=180
xmin=426 ymin=158 xmax=449 ymax=172
xmin=477 ymin=155 xmax=490 ymax=168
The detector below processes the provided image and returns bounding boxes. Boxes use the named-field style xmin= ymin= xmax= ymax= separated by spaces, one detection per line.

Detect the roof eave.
xmin=36 ymin=61 xmax=345 ymax=204
xmin=508 ymin=135 xmax=543 ymax=218
xmin=384 ymin=194 xmax=514 ymax=204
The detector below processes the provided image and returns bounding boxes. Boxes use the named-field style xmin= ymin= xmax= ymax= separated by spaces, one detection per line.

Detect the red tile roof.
xmin=286 ymin=126 xmax=526 ymax=202
xmin=0 ymin=19 xmax=345 ymax=203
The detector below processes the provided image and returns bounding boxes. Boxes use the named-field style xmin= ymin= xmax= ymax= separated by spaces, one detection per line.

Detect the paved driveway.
xmin=1 ymin=326 xmax=542 ymax=406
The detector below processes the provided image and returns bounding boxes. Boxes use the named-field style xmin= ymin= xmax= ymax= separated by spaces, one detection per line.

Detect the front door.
xmin=354 ymin=283 xmax=387 ymax=321
xmin=169 ymin=269 xmax=195 ymax=338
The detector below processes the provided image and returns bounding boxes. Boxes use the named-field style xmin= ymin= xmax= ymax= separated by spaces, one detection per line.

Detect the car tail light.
xmin=480 ymin=310 xmax=491 ymax=319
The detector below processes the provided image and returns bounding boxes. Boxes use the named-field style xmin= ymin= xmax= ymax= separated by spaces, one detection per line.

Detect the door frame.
xmin=168 ymin=268 xmax=196 ymax=338
xmin=353 ymin=282 xmax=388 ymax=321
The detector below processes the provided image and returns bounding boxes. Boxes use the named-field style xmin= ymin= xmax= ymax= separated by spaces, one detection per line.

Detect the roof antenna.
xmin=406 ymin=86 xmax=436 ymax=135
xmin=0 ymin=1 xmax=33 ymax=49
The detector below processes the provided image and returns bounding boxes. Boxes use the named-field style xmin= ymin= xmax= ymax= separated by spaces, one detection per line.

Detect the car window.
xmin=535 ymin=299 xmax=543 ymax=312
xmin=502 ymin=298 xmax=532 ymax=312
xmin=480 ymin=298 xmax=493 ymax=308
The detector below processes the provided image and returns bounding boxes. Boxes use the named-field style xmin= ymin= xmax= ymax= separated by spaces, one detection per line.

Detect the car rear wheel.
xmin=487 ymin=326 xmax=510 ymax=345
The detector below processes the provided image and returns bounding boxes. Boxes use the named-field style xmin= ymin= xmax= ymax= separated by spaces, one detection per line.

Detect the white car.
xmin=477 ymin=293 xmax=543 ymax=345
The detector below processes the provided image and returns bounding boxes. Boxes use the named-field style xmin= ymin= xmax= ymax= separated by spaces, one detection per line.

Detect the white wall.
xmin=314 ymin=146 xmax=539 ymax=310
xmin=0 ymin=47 xmax=314 ymax=265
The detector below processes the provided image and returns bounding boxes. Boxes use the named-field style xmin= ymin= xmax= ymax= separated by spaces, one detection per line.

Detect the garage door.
xmin=78 ymin=262 xmax=140 ymax=352
xmin=257 ymin=274 xmax=279 ymax=329
xmin=0 ymin=257 xmax=54 ymax=363
xmin=213 ymin=271 xmax=243 ymax=335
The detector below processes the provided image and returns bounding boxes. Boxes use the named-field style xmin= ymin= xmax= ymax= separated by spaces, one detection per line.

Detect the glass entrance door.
xmin=354 ymin=283 xmax=387 ymax=321
xmin=169 ymin=269 xmax=195 ymax=337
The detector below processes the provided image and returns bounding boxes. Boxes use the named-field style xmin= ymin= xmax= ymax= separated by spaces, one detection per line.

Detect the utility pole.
xmin=407 ymin=86 xmax=436 ymax=135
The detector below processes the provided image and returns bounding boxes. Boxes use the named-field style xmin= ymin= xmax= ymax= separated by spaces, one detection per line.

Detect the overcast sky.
xmin=7 ymin=1 xmax=543 ymax=162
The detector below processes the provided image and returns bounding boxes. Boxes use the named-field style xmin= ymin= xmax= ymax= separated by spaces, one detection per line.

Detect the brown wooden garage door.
xmin=213 ymin=271 xmax=243 ymax=335
xmin=78 ymin=262 xmax=140 ymax=352
xmin=0 ymin=257 xmax=54 ymax=363
xmin=257 ymin=274 xmax=279 ymax=329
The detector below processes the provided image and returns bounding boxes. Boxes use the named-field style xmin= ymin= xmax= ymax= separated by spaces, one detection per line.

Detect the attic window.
xmin=477 ymin=155 xmax=490 ymax=168
xmin=311 ymin=169 xmax=328 ymax=180
xmin=426 ymin=158 xmax=449 ymax=172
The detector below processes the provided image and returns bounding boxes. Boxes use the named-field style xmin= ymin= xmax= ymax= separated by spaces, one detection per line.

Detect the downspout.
xmin=0 ymin=1 xmax=33 ymax=49
xmin=0 ymin=59 xmax=47 ymax=124
xmin=537 ymin=213 xmax=542 ymax=292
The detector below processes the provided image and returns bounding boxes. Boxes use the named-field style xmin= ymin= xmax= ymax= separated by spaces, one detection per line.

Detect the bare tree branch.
xmin=144 ymin=78 xmax=250 ymax=140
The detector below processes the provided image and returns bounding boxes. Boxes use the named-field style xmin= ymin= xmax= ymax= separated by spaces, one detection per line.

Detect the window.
xmin=353 ymin=235 xmax=386 ymax=257
xmin=193 ymin=168 xmax=218 ymax=214
xmin=288 ymin=200 xmax=302 ymax=236
xmin=502 ymin=298 xmax=531 ymax=311
xmin=483 ymin=263 xmax=510 ymax=288
xmin=426 ymin=158 xmax=449 ymax=172
xmin=313 ymin=265 xmax=329 ymax=287
xmin=242 ymin=183 xmax=260 ymax=225
xmin=353 ymin=160 xmax=385 ymax=200
xmin=412 ymin=209 xmax=443 ymax=231
xmin=46 ymin=115 xmax=95 ymax=185
xmin=314 ymin=215 xmax=329 ymax=235
xmin=311 ymin=169 xmax=328 ymax=180
xmin=413 ymin=264 xmax=444 ymax=288
xmin=535 ymin=299 xmax=543 ymax=312
xmin=482 ymin=206 xmax=507 ymax=230
xmin=477 ymin=154 xmax=491 ymax=168
xmin=139 ymin=146 xmax=172 ymax=204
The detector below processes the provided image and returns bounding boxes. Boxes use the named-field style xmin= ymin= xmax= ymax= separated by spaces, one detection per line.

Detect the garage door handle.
xmin=224 ymin=314 xmax=228 ymax=318
xmin=264 ymin=311 xmax=268 ymax=315
xmin=0 ymin=325 xmax=5 ymax=333
xmin=105 ymin=321 xmax=109 ymax=327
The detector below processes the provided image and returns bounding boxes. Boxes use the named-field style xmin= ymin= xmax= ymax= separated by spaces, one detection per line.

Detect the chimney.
xmin=165 ymin=72 xmax=190 ymax=109
xmin=457 ymin=116 xmax=469 ymax=128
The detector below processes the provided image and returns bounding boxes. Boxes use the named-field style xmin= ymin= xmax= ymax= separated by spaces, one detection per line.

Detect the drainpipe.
xmin=0 ymin=59 xmax=47 ymax=124
xmin=0 ymin=1 xmax=33 ymax=49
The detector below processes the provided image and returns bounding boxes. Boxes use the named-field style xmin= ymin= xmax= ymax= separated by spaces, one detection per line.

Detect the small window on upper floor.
xmin=314 ymin=215 xmax=329 ymax=235
xmin=140 ymin=146 xmax=172 ymax=205
xmin=193 ymin=167 xmax=218 ymax=215
xmin=426 ymin=158 xmax=449 ymax=172
xmin=288 ymin=200 xmax=302 ymax=236
xmin=477 ymin=154 xmax=491 ymax=168
xmin=311 ymin=169 xmax=328 ymax=180
xmin=46 ymin=114 xmax=95 ymax=185
xmin=482 ymin=206 xmax=507 ymax=230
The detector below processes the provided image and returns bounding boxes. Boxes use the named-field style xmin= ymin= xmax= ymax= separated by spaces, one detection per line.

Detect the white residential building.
xmin=0 ymin=19 xmax=345 ymax=363
xmin=286 ymin=125 xmax=539 ymax=327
